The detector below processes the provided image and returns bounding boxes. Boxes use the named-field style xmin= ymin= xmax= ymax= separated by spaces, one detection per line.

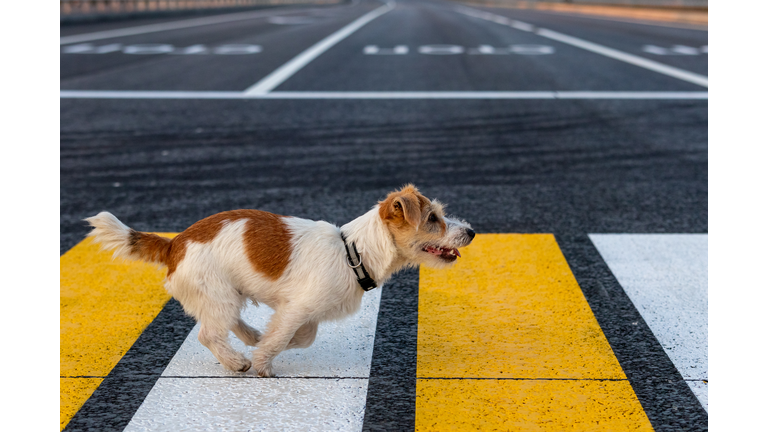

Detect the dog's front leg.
xmin=252 ymin=308 xmax=309 ymax=377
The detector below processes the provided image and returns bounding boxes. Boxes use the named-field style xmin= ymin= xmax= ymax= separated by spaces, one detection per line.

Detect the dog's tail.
xmin=84 ymin=212 xmax=171 ymax=266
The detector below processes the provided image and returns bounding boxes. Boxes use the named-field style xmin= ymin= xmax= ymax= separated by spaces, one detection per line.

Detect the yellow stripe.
xmin=416 ymin=234 xmax=653 ymax=430
xmin=60 ymin=378 xmax=102 ymax=430
xmin=60 ymin=234 xmax=175 ymax=430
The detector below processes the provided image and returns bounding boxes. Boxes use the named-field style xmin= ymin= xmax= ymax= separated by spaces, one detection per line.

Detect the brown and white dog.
xmin=85 ymin=185 xmax=474 ymax=377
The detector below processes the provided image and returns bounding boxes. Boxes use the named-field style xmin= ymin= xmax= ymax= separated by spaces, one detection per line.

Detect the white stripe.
xmin=125 ymin=289 xmax=382 ymax=430
xmin=60 ymin=9 xmax=308 ymax=45
xmin=590 ymin=234 xmax=708 ymax=411
xmin=161 ymin=290 xmax=382 ymax=377
xmin=456 ymin=7 xmax=708 ymax=88
xmin=125 ymin=379 xmax=369 ymax=431
xmin=60 ymin=90 xmax=708 ymax=99
xmin=243 ymin=1 xmax=395 ymax=95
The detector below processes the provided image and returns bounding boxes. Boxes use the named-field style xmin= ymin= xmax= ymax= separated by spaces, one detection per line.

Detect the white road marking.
xmin=589 ymin=234 xmax=708 ymax=412
xmin=63 ymin=42 xmax=561 ymax=56
xmin=643 ymin=45 xmax=671 ymax=55
xmin=363 ymin=44 xmax=408 ymax=54
xmin=243 ymin=1 xmax=395 ymax=95
xmin=644 ymin=44 xmax=707 ymax=56
xmin=123 ymin=289 xmax=382 ymax=431
xmin=60 ymin=90 xmax=709 ymax=99
xmin=455 ymin=6 xmax=708 ymax=88
xmin=511 ymin=21 xmax=535 ymax=32
xmin=671 ymin=45 xmax=700 ymax=55
xmin=268 ymin=16 xmax=317 ymax=25
xmin=213 ymin=44 xmax=263 ymax=55
xmin=535 ymin=29 xmax=708 ymax=87
xmin=541 ymin=29 xmax=709 ymax=86
xmin=62 ymin=43 xmax=96 ymax=53
xmin=123 ymin=44 xmax=175 ymax=55
xmin=418 ymin=44 xmax=464 ymax=55
xmin=125 ymin=379 xmax=369 ymax=431
xmin=60 ymin=8 xmax=322 ymax=45
xmin=169 ymin=44 xmax=208 ymax=55
xmin=469 ymin=45 xmax=506 ymax=55
xmin=94 ymin=43 xmax=123 ymax=54
xmin=62 ymin=43 xmax=263 ymax=55
xmin=510 ymin=44 xmax=555 ymax=55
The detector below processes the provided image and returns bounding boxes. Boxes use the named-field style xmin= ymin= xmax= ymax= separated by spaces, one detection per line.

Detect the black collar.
xmin=340 ymin=233 xmax=377 ymax=291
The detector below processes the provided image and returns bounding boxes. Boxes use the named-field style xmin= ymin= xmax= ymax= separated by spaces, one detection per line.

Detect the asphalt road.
xmin=60 ymin=0 xmax=708 ymax=430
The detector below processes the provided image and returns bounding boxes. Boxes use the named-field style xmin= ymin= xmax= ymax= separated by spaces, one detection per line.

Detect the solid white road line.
xmin=589 ymin=234 xmax=708 ymax=412
xmin=535 ymin=29 xmax=708 ymax=87
xmin=60 ymin=8 xmax=315 ymax=45
xmin=125 ymin=290 xmax=381 ymax=430
xmin=59 ymin=90 xmax=708 ymax=99
xmin=455 ymin=7 xmax=708 ymax=88
xmin=243 ymin=1 xmax=395 ymax=95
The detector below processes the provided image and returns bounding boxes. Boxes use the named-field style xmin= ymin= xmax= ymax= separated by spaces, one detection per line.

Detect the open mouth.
xmin=422 ymin=245 xmax=461 ymax=262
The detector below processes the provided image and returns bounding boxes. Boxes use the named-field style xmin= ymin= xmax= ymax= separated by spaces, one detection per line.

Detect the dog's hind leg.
xmin=232 ymin=318 xmax=262 ymax=346
xmin=198 ymin=321 xmax=252 ymax=373
xmin=252 ymin=308 xmax=309 ymax=377
xmin=181 ymin=279 xmax=252 ymax=372
xmin=286 ymin=321 xmax=318 ymax=349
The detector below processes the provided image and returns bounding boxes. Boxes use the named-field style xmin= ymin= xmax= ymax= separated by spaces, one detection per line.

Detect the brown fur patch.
xmin=166 ymin=210 xmax=293 ymax=280
xmin=129 ymin=230 xmax=173 ymax=264
xmin=378 ymin=184 xmax=430 ymax=229
xmin=242 ymin=213 xmax=293 ymax=280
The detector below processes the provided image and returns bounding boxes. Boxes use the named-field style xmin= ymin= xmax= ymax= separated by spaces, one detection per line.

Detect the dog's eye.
xmin=428 ymin=213 xmax=438 ymax=223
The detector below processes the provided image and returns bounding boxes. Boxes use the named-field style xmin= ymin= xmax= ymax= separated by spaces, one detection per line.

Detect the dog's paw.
xmin=257 ymin=367 xmax=274 ymax=378
xmin=222 ymin=356 xmax=251 ymax=373
xmin=237 ymin=359 xmax=252 ymax=373
xmin=252 ymin=357 xmax=274 ymax=377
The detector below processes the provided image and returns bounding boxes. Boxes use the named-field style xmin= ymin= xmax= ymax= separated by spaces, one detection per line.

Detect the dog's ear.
xmin=379 ymin=185 xmax=425 ymax=230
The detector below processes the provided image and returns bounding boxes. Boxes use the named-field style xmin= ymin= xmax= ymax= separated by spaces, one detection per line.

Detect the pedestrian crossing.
xmin=60 ymin=233 xmax=707 ymax=431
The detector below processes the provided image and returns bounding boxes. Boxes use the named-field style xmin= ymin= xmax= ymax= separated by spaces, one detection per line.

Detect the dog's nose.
xmin=466 ymin=229 xmax=475 ymax=240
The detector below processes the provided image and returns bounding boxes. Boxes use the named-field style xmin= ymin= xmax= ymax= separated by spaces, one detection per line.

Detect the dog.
xmin=84 ymin=184 xmax=474 ymax=377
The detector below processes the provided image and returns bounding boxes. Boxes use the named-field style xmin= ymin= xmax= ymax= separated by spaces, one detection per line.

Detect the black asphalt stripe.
xmin=556 ymin=233 xmax=707 ymax=432
xmin=63 ymin=298 xmax=196 ymax=432
xmin=362 ymin=267 xmax=420 ymax=432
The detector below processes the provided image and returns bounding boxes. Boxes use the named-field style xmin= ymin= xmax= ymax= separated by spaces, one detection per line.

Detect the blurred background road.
xmin=60 ymin=0 xmax=707 ymax=430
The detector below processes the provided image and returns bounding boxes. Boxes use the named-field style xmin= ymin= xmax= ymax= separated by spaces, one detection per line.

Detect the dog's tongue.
xmin=425 ymin=246 xmax=461 ymax=258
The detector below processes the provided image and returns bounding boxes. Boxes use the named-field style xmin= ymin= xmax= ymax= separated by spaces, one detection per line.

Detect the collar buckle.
xmin=341 ymin=233 xmax=378 ymax=292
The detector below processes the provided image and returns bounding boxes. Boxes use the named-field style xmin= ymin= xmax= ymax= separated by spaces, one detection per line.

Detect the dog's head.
xmin=378 ymin=184 xmax=474 ymax=268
